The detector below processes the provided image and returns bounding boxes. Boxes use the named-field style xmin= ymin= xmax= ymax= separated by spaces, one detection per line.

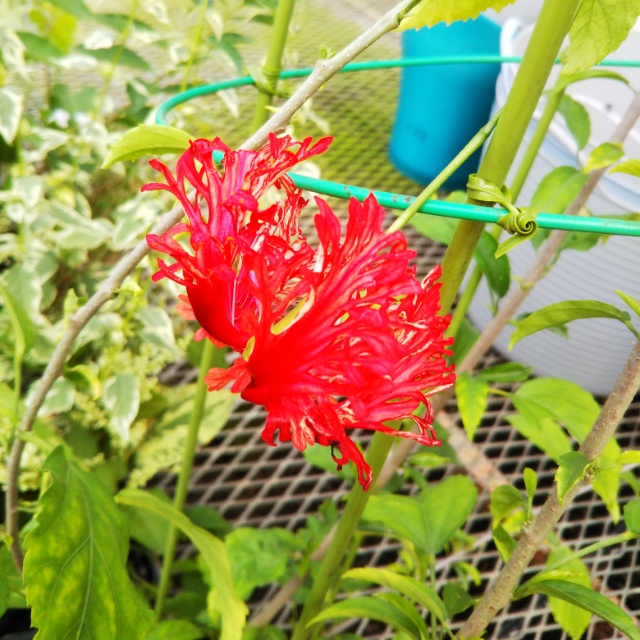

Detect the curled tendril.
xmin=466 ymin=173 xmax=538 ymax=237
xmin=497 ymin=208 xmax=538 ymax=236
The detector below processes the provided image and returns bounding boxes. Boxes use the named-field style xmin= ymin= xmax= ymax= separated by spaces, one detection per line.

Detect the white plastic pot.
xmin=466 ymin=20 xmax=640 ymax=396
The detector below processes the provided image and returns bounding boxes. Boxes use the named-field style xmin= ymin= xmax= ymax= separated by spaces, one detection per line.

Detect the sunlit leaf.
xmin=310 ymin=594 xmax=425 ymax=640
xmin=490 ymin=485 xmax=525 ymax=528
xmin=556 ymin=452 xmax=590 ymax=503
xmin=510 ymin=300 xmax=633 ymax=349
xmin=103 ymin=373 xmax=140 ymax=442
xmin=558 ymin=94 xmax=590 ymax=150
xmin=116 ymin=489 xmax=247 ymax=640
xmin=514 ymin=580 xmax=640 ymax=640
xmin=610 ymin=158 xmax=640 ymax=178
xmin=492 ymin=523 xmax=515 ymax=563
xmin=144 ymin=620 xmax=203 ymax=640
xmin=615 ymin=290 xmax=640 ymax=319
xmin=474 ymin=231 xmax=510 ymax=299
xmin=584 ymin=142 xmax=624 ymax=173
xmin=476 ymin=363 xmax=532 ymax=384
xmin=624 ymin=499 xmax=640 ymax=534
xmin=442 ymin=582 xmax=476 ymax=618
xmin=562 ymin=0 xmax=640 ymax=76
xmin=400 ymin=0 xmax=516 ymax=29
xmin=0 ymin=87 xmax=23 ymax=144
xmin=24 ymin=448 xmax=153 ymax=640
xmin=455 ymin=372 xmax=489 ymax=441
xmin=102 ymin=124 xmax=193 ymax=168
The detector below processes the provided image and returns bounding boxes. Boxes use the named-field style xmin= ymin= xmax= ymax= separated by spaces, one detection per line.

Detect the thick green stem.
xmin=250 ymin=0 xmax=297 ymax=132
xmin=438 ymin=0 xmax=580 ymax=315
xmin=154 ymin=340 xmax=217 ymax=620
xmin=290 ymin=434 xmax=394 ymax=640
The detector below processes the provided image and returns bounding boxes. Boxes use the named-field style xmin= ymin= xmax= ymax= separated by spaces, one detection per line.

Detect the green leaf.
xmin=476 ymin=363 xmax=532 ymax=383
xmin=442 ymin=582 xmax=475 ymax=618
xmin=623 ymin=499 xmax=640 ymax=534
xmin=474 ymin=232 xmax=510 ymax=299
xmin=226 ymin=527 xmax=301 ymax=600
xmin=558 ymin=94 xmax=590 ymax=150
xmin=455 ymin=372 xmax=489 ymax=440
xmin=584 ymin=142 xmax=624 ymax=173
xmin=515 ymin=579 xmax=640 ymax=640
xmin=145 ymin=620 xmax=203 ymax=640
xmin=102 ymin=124 xmax=193 ymax=168
xmin=506 ymin=414 xmax=572 ymax=463
xmin=450 ymin=318 xmax=480 ymax=366
xmin=49 ymin=0 xmax=92 ymax=19
xmin=241 ymin=625 xmax=286 ymax=640
xmin=610 ymin=158 xmax=640 ymax=178
xmin=343 ymin=568 xmax=447 ymax=625
xmin=75 ymin=45 xmax=150 ymax=70
xmin=490 ymin=485 xmax=525 ymax=528
xmin=24 ymin=447 xmax=153 ymax=640
xmin=0 ymin=87 xmax=23 ymax=144
xmin=492 ymin=523 xmax=516 ymax=563
xmin=103 ymin=373 xmax=140 ymax=441
xmin=400 ymin=0 xmax=517 ymax=29
xmin=616 ymin=290 xmax=640 ymax=319
xmin=64 ymin=364 xmax=101 ymax=399
xmin=419 ymin=475 xmax=478 ymax=555
xmin=531 ymin=166 xmax=589 ymax=214
xmin=120 ymin=488 xmax=171 ymax=554
xmin=523 ymin=467 xmax=537 ymax=518
xmin=0 ymin=545 xmax=26 ymax=613
xmin=117 ymin=490 xmax=247 ymax=640
xmin=0 ymin=278 xmax=35 ymax=359
xmin=556 ymin=452 xmax=590 ymax=504
xmin=618 ymin=450 xmax=640 ymax=466
xmin=16 ymin=32 xmax=65 ymax=62
xmin=310 ymin=594 xmax=425 ymax=640
xmin=562 ymin=0 xmax=640 ymax=76
xmin=510 ymin=300 xmax=633 ymax=349
xmin=363 ymin=476 xmax=477 ymax=555
xmin=406 ymin=211 xmax=456 ymax=246
xmin=39 ymin=377 xmax=75 ymax=415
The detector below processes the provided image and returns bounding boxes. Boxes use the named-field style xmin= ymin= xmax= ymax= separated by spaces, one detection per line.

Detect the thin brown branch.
xmin=458 ymin=341 xmax=640 ymax=639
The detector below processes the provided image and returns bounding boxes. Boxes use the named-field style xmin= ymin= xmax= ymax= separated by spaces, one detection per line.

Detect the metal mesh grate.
xmin=151 ymin=1 xmax=640 ymax=637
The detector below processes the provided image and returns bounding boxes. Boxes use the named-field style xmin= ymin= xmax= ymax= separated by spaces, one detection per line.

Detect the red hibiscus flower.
xmin=145 ymin=135 xmax=454 ymax=490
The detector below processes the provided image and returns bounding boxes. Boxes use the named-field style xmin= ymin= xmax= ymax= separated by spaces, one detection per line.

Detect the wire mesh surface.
xmin=151 ymin=0 xmax=640 ymax=638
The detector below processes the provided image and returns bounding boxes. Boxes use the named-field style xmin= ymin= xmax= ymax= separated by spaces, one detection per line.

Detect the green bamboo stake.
xmin=154 ymin=340 xmax=218 ymax=620
xmin=250 ymin=0 xmax=297 ymax=133
xmin=438 ymin=0 xmax=580 ymax=315
xmin=448 ymin=80 xmax=566 ymax=338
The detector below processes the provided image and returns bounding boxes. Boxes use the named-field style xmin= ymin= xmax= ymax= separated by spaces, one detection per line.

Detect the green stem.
xmin=290 ymin=433 xmax=394 ymax=640
xmin=180 ymin=0 xmax=210 ymax=93
xmin=250 ymin=0 xmax=297 ymax=132
xmin=154 ymin=340 xmax=217 ymax=621
xmin=438 ymin=0 xmax=581 ymax=316
xmin=388 ymin=112 xmax=500 ymax=233
xmin=544 ymin=532 xmax=638 ymax=573
xmin=95 ymin=0 xmax=139 ymax=118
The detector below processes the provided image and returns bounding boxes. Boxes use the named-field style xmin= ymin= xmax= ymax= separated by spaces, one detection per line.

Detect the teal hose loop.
xmin=156 ymin=56 xmax=640 ymax=239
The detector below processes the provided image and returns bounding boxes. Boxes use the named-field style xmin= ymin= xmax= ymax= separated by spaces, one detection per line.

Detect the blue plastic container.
xmin=389 ymin=16 xmax=501 ymax=189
